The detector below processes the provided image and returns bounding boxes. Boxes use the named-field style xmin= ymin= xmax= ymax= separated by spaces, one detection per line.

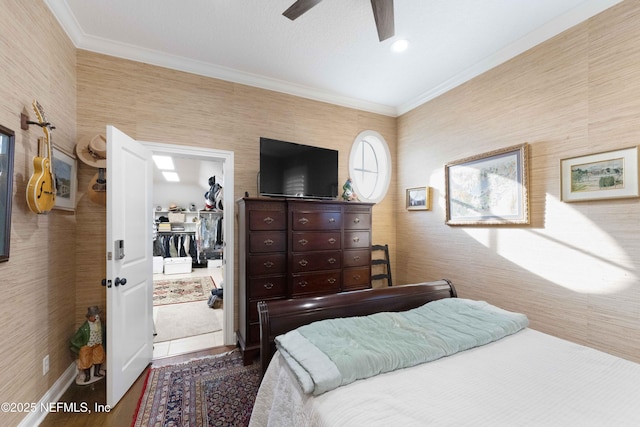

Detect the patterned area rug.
xmin=133 ymin=350 xmax=260 ymax=427
xmin=153 ymin=276 xmax=215 ymax=306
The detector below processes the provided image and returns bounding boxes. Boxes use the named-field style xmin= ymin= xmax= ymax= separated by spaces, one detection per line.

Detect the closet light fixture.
xmin=162 ymin=171 xmax=180 ymax=182
xmin=152 ymin=155 xmax=174 ymax=170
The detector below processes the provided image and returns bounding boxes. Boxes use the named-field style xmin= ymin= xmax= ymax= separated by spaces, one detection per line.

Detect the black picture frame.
xmin=0 ymin=124 xmax=15 ymax=262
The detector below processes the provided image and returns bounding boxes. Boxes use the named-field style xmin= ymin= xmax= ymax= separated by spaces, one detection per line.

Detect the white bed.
xmin=251 ymin=328 xmax=640 ymax=426
xmin=250 ymin=282 xmax=640 ymax=426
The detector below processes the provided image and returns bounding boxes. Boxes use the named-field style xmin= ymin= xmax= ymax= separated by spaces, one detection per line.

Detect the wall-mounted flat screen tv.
xmin=259 ymin=137 xmax=338 ymax=199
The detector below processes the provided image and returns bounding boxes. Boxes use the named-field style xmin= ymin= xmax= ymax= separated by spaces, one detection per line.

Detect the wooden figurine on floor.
xmin=70 ymin=306 xmax=106 ymax=385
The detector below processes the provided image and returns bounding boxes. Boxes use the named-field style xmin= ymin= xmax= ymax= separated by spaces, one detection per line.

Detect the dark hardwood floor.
xmin=39 ymin=346 xmax=235 ymax=427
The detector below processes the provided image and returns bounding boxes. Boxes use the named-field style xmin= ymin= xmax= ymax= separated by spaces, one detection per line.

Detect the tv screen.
xmin=260 ymin=137 xmax=338 ymax=199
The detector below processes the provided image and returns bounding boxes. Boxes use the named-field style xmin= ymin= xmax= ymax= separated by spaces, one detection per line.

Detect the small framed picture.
xmin=560 ymin=146 xmax=639 ymax=202
xmin=52 ymin=146 xmax=78 ymax=211
xmin=406 ymin=186 xmax=430 ymax=210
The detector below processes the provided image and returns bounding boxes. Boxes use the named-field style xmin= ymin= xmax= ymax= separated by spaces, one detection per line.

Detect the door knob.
xmin=114 ymin=277 xmax=127 ymax=287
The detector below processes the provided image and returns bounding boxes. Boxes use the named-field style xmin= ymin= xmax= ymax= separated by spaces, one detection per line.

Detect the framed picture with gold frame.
xmin=406 ymin=186 xmax=430 ymax=210
xmin=445 ymin=143 xmax=529 ymax=225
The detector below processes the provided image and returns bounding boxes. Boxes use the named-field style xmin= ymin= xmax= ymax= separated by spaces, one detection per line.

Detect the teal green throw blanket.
xmin=275 ymin=298 xmax=529 ymax=395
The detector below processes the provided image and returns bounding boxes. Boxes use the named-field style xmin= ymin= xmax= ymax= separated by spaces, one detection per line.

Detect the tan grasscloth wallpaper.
xmin=1 ymin=0 xmax=640 ymax=424
xmin=397 ymin=1 xmax=640 ymax=362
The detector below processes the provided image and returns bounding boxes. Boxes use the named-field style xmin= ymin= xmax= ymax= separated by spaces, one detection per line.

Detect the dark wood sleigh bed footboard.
xmin=257 ymin=279 xmax=457 ymax=377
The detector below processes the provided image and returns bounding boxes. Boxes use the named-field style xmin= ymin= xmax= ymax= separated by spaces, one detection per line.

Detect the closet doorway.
xmin=142 ymin=141 xmax=234 ymax=358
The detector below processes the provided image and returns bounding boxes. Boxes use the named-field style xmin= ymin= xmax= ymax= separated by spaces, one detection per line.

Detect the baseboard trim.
xmin=19 ymin=362 xmax=77 ymax=427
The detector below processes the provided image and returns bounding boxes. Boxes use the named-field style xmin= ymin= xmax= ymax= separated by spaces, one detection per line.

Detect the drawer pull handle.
xmin=328 ymin=257 xmax=336 ymax=264
xmin=264 ymin=282 xmax=274 ymax=290
xmin=298 ymin=217 xmax=309 ymax=225
xmin=352 ymin=275 xmax=361 ymax=280
xmin=263 ymin=216 xmax=274 ymax=224
xmin=353 ymin=217 xmax=360 ymax=223
xmin=264 ymin=239 xmax=274 ymax=246
xmin=352 ymin=236 xmax=360 ymax=242
xmin=329 ymin=217 xmax=336 ymax=223
xmin=298 ymin=280 xmax=308 ymax=287
xmin=328 ymin=278 xmax=337 ymax=284
xmin=264 ymin=261 xmax=274 ymax=268
xmin=298 ymin=238 xmax=308 ymax=246
xmin=353 ymin=256 xmax=360 ymax=261
xmin=298 ymin=259 xmax=308 ymax=267
xmin=328 ymin=238 xmax=337 ymax=244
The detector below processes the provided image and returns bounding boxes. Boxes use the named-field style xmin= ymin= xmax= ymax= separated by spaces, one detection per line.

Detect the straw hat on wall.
xmin=76 ymin=134 xmax=106 ymax=168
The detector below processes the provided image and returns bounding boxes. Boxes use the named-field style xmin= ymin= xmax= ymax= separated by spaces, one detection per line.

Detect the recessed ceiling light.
xmin=162 ymin=171 xmax=180 ymax=182
xmin=153 ymin=155 xmax=174 ymax=170
xmin=391 ymin=39 xmax=409 ymax=53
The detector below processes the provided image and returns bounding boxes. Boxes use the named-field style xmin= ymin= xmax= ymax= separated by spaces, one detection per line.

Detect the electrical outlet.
xmin=42 ymin=355 xmax=49 ymax=375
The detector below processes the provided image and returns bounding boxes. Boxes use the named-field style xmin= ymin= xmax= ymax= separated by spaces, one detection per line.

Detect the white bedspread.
xmin=250 ymin=329 xmax=640 ymax=426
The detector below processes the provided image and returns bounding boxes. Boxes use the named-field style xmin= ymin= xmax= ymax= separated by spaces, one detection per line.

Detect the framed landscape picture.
xmin=560 ymin=146 xmax=639 ymax=202
xmin=445 ymin=143 xmax=529 ymax=225
xmin=52 ymin=146 xmax=77 ymax=211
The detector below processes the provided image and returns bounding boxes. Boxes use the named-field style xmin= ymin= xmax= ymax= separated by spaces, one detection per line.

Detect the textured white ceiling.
xmin=46 ymin=0 xmax=621 ymax=116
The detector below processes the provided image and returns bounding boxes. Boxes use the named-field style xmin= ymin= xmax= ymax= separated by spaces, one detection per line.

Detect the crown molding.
xmin=43 ymin=0 xmax=397 ymax=117
xmin=397 ymin=0 xmax=623 ymax=115
xmin=46 ymin=0 xmax=622 ymax=118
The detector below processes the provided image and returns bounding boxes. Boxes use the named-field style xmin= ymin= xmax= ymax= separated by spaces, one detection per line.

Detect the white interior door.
xmin=106 ymin=125 xmax=154 ymax=407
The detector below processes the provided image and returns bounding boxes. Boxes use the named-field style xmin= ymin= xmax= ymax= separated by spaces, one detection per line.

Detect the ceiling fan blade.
xmin=283 ymin=0 xmax=323 ymax=21
xmin=371 ymin=0 xmax=394 ymax=41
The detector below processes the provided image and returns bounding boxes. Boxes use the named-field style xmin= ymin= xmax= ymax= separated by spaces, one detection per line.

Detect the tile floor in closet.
xmin=152 ymin=266 xmax=225 ymax=359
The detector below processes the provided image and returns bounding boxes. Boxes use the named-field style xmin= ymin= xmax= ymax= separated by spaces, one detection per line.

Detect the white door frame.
xmin=142 ymin=141 xmax=235 ymax=346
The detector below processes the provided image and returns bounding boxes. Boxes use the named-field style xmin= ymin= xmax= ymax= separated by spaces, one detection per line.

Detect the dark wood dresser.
xmin=237 ymin=197 xmax=373 ymax=364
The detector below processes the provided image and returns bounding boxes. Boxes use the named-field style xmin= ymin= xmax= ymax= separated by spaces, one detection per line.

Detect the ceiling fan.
xmin=283 ymin=0 xmax=394 ymax=42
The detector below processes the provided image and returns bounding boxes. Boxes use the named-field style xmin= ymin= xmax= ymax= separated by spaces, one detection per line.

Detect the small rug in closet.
xmin=132 ymin=350 xmax=260 ymax=427
xmin=153 ymin=276 xmax=215 ymax=306
xmin=154 ymin=300 xmax=222 ymax=342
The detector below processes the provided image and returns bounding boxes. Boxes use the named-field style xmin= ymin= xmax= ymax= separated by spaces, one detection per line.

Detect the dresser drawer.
xmin=248 ymin=253 xmax=287 ymax=276
xmin=343 ymin=248 xmax=371 ymax=267
xmin=249 ymin=210 xmax=286 ymax=230
xmin=248 ymin=276 xmax=287 ymax=299
xmin=292 ymin=211 xmax=342 ymax=230
xmin=291 ymin=271 xmax=341 ymax=296
xmin=292 ymin=231 xmax=341 ymax=251
xmin=344 ymin=231 xmax=371 ymax=249
xmin=344 ymin=212 xmax=371 ymax=230
xmin=291 ymin=251 xmax=341 ymax=273
xmin=249 ymin=231 xmax=286 ymax=253
xmin=343 ymin=266 xmax=371 ymax=290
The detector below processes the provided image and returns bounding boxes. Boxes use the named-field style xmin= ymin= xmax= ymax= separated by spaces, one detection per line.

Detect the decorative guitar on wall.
xmin=26 ymin=100 xmax=57 ymax=214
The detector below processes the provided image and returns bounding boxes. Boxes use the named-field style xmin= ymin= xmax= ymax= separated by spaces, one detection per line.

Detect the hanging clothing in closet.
xmin=196 ymin=214 xmax=223 ymax=261
xmin=153 ymin=233 xmax=197 ymax=260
